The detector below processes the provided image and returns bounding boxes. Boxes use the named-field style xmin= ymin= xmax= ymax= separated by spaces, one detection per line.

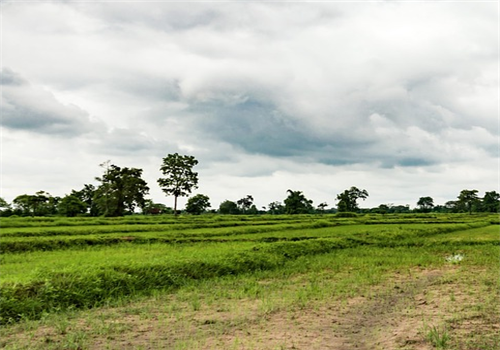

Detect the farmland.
xmin=1 ymin=213 xmax=499 ymax=349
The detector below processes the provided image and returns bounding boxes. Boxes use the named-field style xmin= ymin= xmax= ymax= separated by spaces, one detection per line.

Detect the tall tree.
xmin=416 ymin=196 xmax=434 ymax=212
xmin=457 ymin=189 xmax=479 ymax=215
xmin=237 ymin=195 xmax=254 ymax=213
xmin=185 ymin=194 xmax=211 ymax=215
xmin=95 ymin=164 xmax=149 ymax=216
xmin=284 ymin=190 xmax=313 ymax=214
xmin=157 ymin=153 xmax=199 ymax=215
xmin=336 ymin=186 xmax=369 ymax=212
xmin=481 ymin=191 xmax=499 ymax=213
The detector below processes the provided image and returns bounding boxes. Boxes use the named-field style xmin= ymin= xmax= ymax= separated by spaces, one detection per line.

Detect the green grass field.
xmin=1 ymin=213 xmax=498 ymax=349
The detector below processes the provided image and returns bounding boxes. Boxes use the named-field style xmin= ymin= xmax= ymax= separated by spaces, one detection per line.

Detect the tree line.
xmin=1 ymin=154 xmax=498 ymax=217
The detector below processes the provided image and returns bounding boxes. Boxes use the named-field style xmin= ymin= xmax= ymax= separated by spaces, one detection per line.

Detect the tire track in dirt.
xmin=331 ymin=270 xmax=443 ymax=350
xmin=198 ymin=269 xmax=444 ymax=350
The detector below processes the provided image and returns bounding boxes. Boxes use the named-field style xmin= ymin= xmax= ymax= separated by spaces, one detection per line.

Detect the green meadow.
xmin=1 ymin=214 xmax=498 ymax=349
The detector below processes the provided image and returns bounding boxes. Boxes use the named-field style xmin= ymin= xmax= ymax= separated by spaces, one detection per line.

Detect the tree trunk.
xmin=174 ymin=196 xmax=178 ymax=216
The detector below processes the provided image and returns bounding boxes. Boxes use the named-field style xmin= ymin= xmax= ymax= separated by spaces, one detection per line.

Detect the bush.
xmin=335 ymin=212 xmax=358 ymax=218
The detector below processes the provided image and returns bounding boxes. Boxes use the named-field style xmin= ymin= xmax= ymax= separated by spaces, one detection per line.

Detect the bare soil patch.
xmin=198 ymin=269 xmax=444 ymax=350
xmin=1 ymin=266 xmax=498 ymax=350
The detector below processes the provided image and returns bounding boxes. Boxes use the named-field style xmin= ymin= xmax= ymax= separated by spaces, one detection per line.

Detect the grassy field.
xmin=0 ymin=213 xmax=498 ymax=349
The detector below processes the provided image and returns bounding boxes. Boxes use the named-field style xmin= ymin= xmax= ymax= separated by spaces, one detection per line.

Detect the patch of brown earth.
xmin=188 ymin=267 xmax=499 ymax=350
xmin=200 ymin=269 xmax=443 ymax=350
xmin=3 ymin=267 xmax=498 ymax=350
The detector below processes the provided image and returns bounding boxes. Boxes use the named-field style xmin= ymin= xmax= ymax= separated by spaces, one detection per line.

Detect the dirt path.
xmin=331 ymin=270 xmax=443 ymax=350
xmin=199 ymin=270 xmax=443 ymax=350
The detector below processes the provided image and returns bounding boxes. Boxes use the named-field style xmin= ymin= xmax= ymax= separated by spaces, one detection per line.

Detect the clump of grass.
xmin=426 ymin=325 xmax=450 ymax=349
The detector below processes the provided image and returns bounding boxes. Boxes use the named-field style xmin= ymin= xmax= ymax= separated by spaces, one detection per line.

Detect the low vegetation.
xmin=1 ymin=213 xmax=498 ymax=349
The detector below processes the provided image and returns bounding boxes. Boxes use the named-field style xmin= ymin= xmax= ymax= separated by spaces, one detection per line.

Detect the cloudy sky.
xmin=1 ymin=1 xmax=498 ymax=210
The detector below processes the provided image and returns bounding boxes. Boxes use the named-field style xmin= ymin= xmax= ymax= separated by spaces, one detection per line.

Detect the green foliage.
xmin=336 ymin=186 xmax=368 ymax=212
xmin=237 ymin=195 xmax=254 ymax=213
xmin=255 ymin=238 xmax=354 ymax=259
xmin=417 ymin=196 xmax=435 ymax=212
xmin=12 ymin=191 xmax=57 ymax=217
xmin=0 ymin=197 xmax=10 ymax=209
xmin=457 ymin=189 xmax=479 ymax=214
xmin=157 ymin=153 xmax=199 ymax=214
xmin=335 ymin=212 xmax=358 ymax=218
xmin=71 ymin=184 xmax=98 ymax=216
xmin=0 ymin=197 xmax=13 ymax=217
xmin=0 ymin=197 xmax=10 ymax=210
xmin=1 ymin=213 xmax=498 ymax=325
xmin=57 ymin=195 xmax=87 ymax=217
xmin=284 ymin=190 xmax=313 ymax=214
xmin=94 ymin=164 xmax=149 ymax=217
xmin=426 ymin=325 xmax=450 ymax=349
xmin=1 ymin=214 xmax=495 ymax=254
xmin=185 ymin=194 xmax=211 ymax=215
xmin=316 ymin=202 xmax=328 ymax=213
xmin=219 ymin=200 xmax=240 ymax=214
xmin=481 ymin=191 xmax=500 ymax=213
xmin=268 ymin=201 xmax=285 ymax=215
xmin=141 ymin=200 xmax=172 ymax=215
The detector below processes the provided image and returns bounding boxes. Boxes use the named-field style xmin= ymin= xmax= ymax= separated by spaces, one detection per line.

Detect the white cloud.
xmin=1 ymin=2 xmax=497 ymax=207
xmin=0 ymin=68 xmax=102 ymax=136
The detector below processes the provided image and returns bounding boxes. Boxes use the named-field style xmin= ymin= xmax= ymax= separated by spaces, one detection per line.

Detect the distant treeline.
xmin=1 ymin=155 xmax=498 ymax=217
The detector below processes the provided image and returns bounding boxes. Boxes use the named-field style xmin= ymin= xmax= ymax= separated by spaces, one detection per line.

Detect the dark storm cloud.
xmin=189 ymin=86 xmax=497 ymax=169
xmin=191 ymin=99 xmax=310 ymax=157
xmin=0 ymin=68 xmax=100 ymax=137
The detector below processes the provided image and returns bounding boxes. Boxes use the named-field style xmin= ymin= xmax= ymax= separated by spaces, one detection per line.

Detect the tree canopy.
xmin=457 ymin=189 xmax=479 ymax=215
xmin=71 ymin=184 xmax=98 ymax=216
xmin=481 ymin=191 xmax=500 ymax=213
xmin=157 ymin=153 xmax=199 ymax=215
xmin=268 ymin=201 xmax=285 ymax=215
xmin=237 ymin=195 xmax=255 ymax=214
xmin=95 ymin=164 xmax=149 ymax=216
xmin=57 ymin=195 xmax=87 ymax=217
xmin=12 ymin=191 xmax=57 ymax=217
xmin=417 ymin=196 xmax=434 ymax=212
xmin=284 ymin=190 xmax=313 ymax=214
xmin=185 ymin=194 xmax=211 ymax=215
xmin=219 ymin=200 xmax=240 ymax=214
xmin=336 ymin=186 xmax=369 ymax=212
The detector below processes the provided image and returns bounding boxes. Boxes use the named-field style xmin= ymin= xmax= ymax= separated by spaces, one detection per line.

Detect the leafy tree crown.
xmin=157 ymin=153 xmax=199 ymax=198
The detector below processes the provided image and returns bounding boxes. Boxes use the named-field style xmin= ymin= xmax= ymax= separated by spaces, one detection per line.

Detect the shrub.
xmin=335 ymin=212 xmax=358 ymax=218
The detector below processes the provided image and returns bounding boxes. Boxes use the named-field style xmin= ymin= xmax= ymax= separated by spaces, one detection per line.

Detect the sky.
xmin=1 ymin=1 xmax=498 ymax=211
